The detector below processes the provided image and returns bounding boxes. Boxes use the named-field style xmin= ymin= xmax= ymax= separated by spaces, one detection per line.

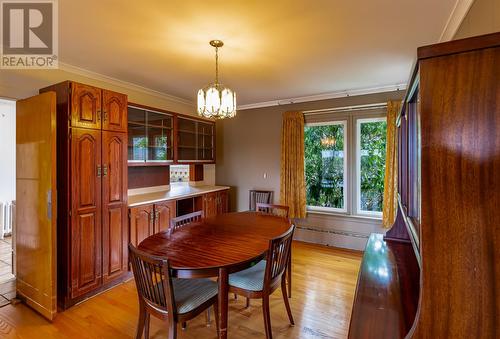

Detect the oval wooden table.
xmin=138 ymin=211 xmax=292 ymax=339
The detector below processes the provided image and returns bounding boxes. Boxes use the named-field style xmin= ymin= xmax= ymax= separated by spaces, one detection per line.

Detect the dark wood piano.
xmin=349 ymin=32 xmax=500 ymax=339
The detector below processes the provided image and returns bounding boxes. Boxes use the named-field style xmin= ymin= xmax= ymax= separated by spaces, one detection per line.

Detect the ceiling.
xmin=58 ymin=0 xmax=458 ymax=106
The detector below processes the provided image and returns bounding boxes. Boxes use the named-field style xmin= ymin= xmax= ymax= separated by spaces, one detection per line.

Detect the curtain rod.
xmin=303 ymin=102 xmax=387 ymax=115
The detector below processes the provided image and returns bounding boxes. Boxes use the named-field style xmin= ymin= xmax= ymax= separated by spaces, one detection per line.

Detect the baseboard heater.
xmin=0 ymin=201 xmax=15 ymax=239
xmin=296 ymin=225 xmax=369 ymax=239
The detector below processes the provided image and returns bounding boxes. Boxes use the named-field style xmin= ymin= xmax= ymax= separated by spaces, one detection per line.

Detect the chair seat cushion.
xmin=172 ymin=278 xmax=218 ymax=315
xmin=229 ymin=260 xmax=267 ymax=292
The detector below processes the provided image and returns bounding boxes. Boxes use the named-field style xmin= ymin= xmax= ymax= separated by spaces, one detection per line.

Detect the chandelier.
xmin=197 ymin=40 xmax=237 ymax=119
xmin=321 ymin=136 xmax=336 ymax=147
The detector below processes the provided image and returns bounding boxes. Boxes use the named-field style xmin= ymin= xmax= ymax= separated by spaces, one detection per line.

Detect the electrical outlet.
xmin=263 ymin=172 xmax=267 ymax=179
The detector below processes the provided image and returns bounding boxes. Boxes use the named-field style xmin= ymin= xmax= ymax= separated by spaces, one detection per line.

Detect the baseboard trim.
xmin=294 ymin=226 xmax=378 ymax=251
xmin=296 ymin=225 xmax=370 ymax=239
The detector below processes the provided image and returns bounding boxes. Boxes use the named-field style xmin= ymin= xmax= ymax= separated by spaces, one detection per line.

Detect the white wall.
xmin=0 ymin=99 xmax=16 ymax=203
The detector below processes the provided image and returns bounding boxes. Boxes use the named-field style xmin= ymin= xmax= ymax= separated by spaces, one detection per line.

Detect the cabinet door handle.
xmin=103 ymin=110 xmax=108 ymax=122
xmin=103 ymin=164 xmax=108 ymax=177
xmin=97 ymin=165 xmax=102 ymax=177
xmin=97 ymin=109 xmax=101 ymax=122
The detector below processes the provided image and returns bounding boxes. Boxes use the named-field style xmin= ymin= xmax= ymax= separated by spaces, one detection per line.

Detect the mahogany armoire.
xmin=40 ymin=81 xmax=129 ymax=309
xmin=349 ymin=33 xmax=499 ymax=338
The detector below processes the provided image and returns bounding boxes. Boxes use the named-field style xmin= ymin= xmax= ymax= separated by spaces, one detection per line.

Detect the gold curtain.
xmin=280 ymin=111 xmax=306 ymax=219
xmin=382 ymin=100 xmax=402 ymax=228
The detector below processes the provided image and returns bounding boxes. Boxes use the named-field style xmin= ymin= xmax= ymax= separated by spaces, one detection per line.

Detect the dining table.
xmin=138 ymin=211 xmax=292 ymax=339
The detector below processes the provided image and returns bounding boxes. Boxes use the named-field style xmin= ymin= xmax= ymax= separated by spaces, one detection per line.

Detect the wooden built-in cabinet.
xmin=70 ymin=83 xmax=102 ymax=130
xmin=203 ymin=192 xmax=218 ymax=218
xmin=129 ymin=204 xmax=154 ymax=247
xmin=40 ymin=80 xmax=129 ymax=309
xmin=102 ymin=131 xmax=128 ymax=284
xmin=129 ymin=189 xmax=229 ymax=246
xmin=127 ymin=103 xmax=215 ymax=166
xmin=102 ymin=90 xmax=128 ymax=132
xmin=129 ymin=200 xmax=176 ymax=246
xmin=154 ymin=200 xmax=176 ymax=233
xmin=70 ymin=128 xmax=102 ymax=298
xmin=204 ymin=190 xmax=228 ymax=218
xmin=70 ymin=82 xmax=127 ymax=133
xmin=217 ymin=190 xmax=228 ymax=215
xmin=349 ymin=33 xmax=500 ymax=339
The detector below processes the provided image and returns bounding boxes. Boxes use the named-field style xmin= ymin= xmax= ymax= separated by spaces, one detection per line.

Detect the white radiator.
xmin=0 ymin=201 xmax=14 ymax=239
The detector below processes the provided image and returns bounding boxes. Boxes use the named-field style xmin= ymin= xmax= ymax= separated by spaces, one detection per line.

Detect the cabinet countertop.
xmin=128 ymin=184 xmax=230 ymax=207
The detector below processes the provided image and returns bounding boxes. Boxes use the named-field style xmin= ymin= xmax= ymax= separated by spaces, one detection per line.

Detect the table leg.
xmin=218 ymin=267 xmax=229 ymax=339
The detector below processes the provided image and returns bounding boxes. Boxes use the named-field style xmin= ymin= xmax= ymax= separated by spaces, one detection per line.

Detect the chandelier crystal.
xmin=197 ymin=40 xmax=236 ymax=119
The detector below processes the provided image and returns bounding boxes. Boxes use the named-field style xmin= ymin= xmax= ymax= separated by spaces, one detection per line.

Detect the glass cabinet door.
xmin=177 ymin=117 xmax=197 ymax=161
xmin=147 ymin=111 xmax=173 ymax=162
xmin=127 ymin=106 xmax=173 ymax=164
xmin=128 ymin=107 xmax=147 ymax=162
xmin=197 ymin=121 xmax=214 ymax=161
xmin=128 ymin=108 xmax=215 ymax=164
xmin=177 ymin=117 xmax=215 ymax=162
xmin=407 ymin=89 xmax=421 ymax=237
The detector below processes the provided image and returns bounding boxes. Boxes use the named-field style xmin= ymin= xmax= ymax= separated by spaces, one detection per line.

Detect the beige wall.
xmin=454 ymin=0 xmax=500 ymax=39
xmin=0 ymin=68 xmax=195 ymax=114
xmin=216 ymin=90 xmax=404 ymax=250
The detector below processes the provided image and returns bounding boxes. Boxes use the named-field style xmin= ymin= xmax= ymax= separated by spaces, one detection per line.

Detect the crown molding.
xmin=237 ymin=83 xmax=407 ymax=110
xmin=439 ymin=0 xmax=475 ymax=42
xmin=58 ymin=62 xmax=408 ymax=111
xmin=58 ymin=62 xmax=195 ymax=106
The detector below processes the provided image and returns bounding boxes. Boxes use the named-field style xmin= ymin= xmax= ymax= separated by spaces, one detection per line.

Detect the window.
xmin=304 ymin=110 xmax=387 ymax=218
xmin=305 ymin=121 xmax=347 ymax=213
xmin=356 ymin=118 xmax=387 ymax=216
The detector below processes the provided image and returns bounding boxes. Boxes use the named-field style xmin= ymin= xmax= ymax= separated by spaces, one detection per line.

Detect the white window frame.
xmin=355 ymin=117 xmax=387 ymax=218
xmin=305 ymin=120 xmax=348 ymax=214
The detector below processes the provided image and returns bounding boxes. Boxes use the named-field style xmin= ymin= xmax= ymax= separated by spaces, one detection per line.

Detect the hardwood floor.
xmin=0 ymin=237 xmax=13 ymax=285
xmin=0 ymin=241 xmax=362 ymax=339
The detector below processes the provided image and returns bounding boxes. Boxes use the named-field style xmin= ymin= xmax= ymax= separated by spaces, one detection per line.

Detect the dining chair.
xmin=255 ymin=203 xmax=293 ymax=298
xmin=169 ymin=211 xmax=203 ymax=233
xmin=256 ymin=203 xmax=290 ymax=218
xmin=249 ymin=190 xmax=273 ymax=211
xmin=169 ymin=210 xmax=212 ymax=329
xmin=128 ymin=244 xmax=219 ymax=339
xmin=228 ymin=225 xmax=295 ymax=339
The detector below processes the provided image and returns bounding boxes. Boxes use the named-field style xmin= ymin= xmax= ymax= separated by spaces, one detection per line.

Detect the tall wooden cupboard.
xmin=40 ymin=81 xmax=129 ymax=309
xmin=348 ymin=33 xmax=500 ymax=339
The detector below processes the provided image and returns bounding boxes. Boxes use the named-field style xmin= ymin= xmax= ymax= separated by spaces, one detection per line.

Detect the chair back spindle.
xmin=265 ymin=225 xmax=295 ymax=285
xmin=256 ymin=203 xmax=290 ymax=219
xmin=128 ymin=244 xmax=174 ymax=314
xmin=170 ymin=211 xmax=203 ymax=233
xmin=249 ymin=190 xmax=273 ymax=211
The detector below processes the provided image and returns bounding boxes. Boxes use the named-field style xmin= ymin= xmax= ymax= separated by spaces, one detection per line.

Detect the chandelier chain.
xmin=215 ymin=46 xmax=219 ymax=85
